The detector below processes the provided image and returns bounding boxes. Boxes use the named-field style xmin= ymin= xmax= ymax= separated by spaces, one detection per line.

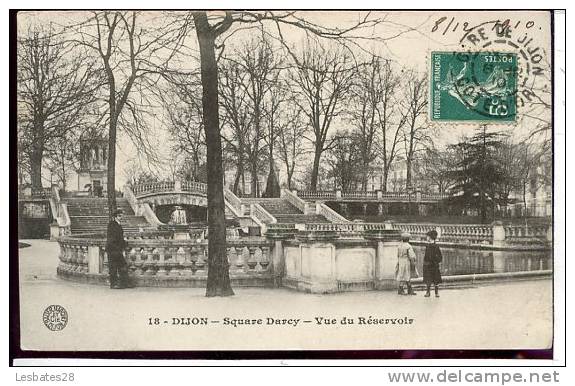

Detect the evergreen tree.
xmin=448 ymin=126 xmax=508 ymax=222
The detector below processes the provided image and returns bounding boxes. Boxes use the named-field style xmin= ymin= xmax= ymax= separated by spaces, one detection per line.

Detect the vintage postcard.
xmin=12 ymin=9 xmax=561 ymax=360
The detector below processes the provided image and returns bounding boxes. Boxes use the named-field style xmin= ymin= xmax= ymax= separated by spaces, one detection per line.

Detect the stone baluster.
xmin=132 ymin=248 xmax=144 ymax=275
xmin=155 ymin=247 xmax=167 ymax=276
xmin=101 ymin=249 xmax=109 ymax=275
xmin=143 ymin=247 xmax=155 ymax=276
xmin=195 ymin=245 xmax=207 ymax=273
xmin=246 ymin=247 xmax=258 ymax=271
xmin=164 ymin=247 xmax=178 ymax=276
xmin=178 ymin=246 xmax=192 ymax=276
xmin=259 ymin=246 xmax=271 ymax=271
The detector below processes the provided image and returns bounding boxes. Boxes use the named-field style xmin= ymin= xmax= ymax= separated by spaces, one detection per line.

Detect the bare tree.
xmin=236 ymin=37 xmax=280 ymax=197
xmin=347 ymin=55 xmax=386 ymax=191
xmin=219 ymin=59 xmax=251 ymax=195
xmin=326 ymin=130 xmax=362 ymax=191
xmin=262 ymin=83 xmax=284 ymax=197
xmin=18 ymin=25 xmax=98 ymax=191
xmin=414 ymin=147 xmax=457 ymax=194
xmin=67 ymin=11 xmax=184 ymax=216
xmin=401 ymin=72 xmax=429 ymax=191
xmin=289 ymin=40 xmax=355 ymax=191
xmin=375 ymin=60 xmax=405 ymax=193
xmin=180 ymin=10 xmax=412 ymax=296
xmin=276 ymin=103 xmax=308 ymax=190
xmin=44 ymin=129 xmax=81 ymax=192
xmin=162 ymin=75 xmax=206 ymax=182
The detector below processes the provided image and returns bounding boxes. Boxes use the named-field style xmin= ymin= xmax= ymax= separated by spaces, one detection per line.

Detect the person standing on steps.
xmin=395 ymin=232 xmax=417 ymax=296
xmin=423 ymin=230 xmax=443 ymax=298
xmin=106 ymin=209 xmax=130 ymax=289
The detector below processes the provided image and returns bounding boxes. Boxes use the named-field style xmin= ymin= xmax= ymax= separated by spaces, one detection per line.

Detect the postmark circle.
xmin=453 ymin=51 xmax=518 ymax=119
xmin=43 ymin=305 xmax=68 ymax=331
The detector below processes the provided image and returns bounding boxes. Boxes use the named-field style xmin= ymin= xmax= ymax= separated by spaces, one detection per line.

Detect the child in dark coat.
xmin=423 ymin=230 xmax=442 ymax=298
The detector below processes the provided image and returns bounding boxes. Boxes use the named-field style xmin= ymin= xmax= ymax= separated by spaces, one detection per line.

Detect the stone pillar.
xmin=415 ymin=190 xmax=422 ymax=202
xmin=297 ymin=231 xmax=339 ymax=293
xmin=492 ymin=221 xmax=506 ymax=247
xmin=418 ymin=204 xmax=427 ymax=216
xmin=335 ymin=190 xmax=342 ymax=199
xmin=88 ymin=245 xmax=101 ymax=274
xmin=547 ymin=224 xmax=553 ymax=244
xmin=362 ymin=203 xmax=368 ymax=215
xmin=492 ymin=250 xmax=505 ymax=273
xmin=266 ymin=232 xmax=293 ymax=287
xmin=50 ymin=224 xmax=60 ymax=241
xmin=376 ymin=190 xmax=382 ymax=200
xmin=340 ymin=203 xmax=348 ymax=216
xmin=364 ymin=229 xmax=401 ymax=290
xmin=174 ymin=180 xmax=182 ymax=192
xmin=378 ymin=203 xmax=384 ymax=216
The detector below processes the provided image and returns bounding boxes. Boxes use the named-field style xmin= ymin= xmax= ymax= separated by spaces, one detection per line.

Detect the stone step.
xmin=256 ymin=199 xmax=303 ymax=215
xmin=274 ymin=214 xmax=329 ymax=223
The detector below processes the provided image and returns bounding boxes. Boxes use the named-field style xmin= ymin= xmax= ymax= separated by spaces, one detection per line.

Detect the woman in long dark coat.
xmin=423 ymin=230 xmax=442 ymax=297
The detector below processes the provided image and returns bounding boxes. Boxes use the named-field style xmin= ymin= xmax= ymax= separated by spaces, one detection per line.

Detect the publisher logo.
xmin=42 ymin=305 xmax=68 ymax=331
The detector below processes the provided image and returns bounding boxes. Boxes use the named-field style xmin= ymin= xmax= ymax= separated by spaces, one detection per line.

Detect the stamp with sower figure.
xmin=431 ymin=51 xmax=517 ymax=122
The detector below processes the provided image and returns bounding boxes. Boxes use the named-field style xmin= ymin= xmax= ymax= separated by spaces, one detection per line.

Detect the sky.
xmin=18 ymin=10 xmax=553 ymax=188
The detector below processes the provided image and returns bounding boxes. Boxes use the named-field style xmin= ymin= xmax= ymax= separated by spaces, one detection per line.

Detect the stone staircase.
xmin=64 ymin=198 xmax=152 ymax=234
xmin=255 ymin=198 xmax=330 ymax=224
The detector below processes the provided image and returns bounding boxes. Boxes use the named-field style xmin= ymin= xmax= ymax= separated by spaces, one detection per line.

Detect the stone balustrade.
xmin=57 ymin=219 xmax=551 ymax=293
xmin=316 ymin=202 xmax=350 ymax=223
xmin=131 ymin=181 xmax=209 ymax=196
xmin=30 ymin=186 xmax=53 ymax=199
xmin=131 ymin=181 xmax=176 ymax=196
xmin=296 ymin=190 xmax=336 ymax=200
xmin=250 ymin=204 xmax=276 ymax=230
xmin=224 ymin=188 xmax=245 ymax=216
xmin=342 ymin=190 xmax=378 ymax=199
xmin=49 ymin=184 xmax=71 ymax=239
xmin=295 ymin=190 xmax=449 ymax=202
xmin=181 ymin=181 xmax=207 ymax=194
xmin=57 ymin=234 xmax=274 ymax=287
xmin=272 ymin=221 xmax=551 ymax=246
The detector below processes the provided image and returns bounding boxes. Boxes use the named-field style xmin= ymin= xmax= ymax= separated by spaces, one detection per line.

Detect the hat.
xmin=426 ymin=230 xmax=438 ymax=240
xmin=113 ymin=209 xmax=124 ymax=217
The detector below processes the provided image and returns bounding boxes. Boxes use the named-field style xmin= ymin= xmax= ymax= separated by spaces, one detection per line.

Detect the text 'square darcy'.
xmin=430 ymin=51 xmax=518 ymax=122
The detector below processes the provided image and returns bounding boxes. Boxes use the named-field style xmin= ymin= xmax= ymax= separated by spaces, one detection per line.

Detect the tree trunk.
xmin=406 ymin=157 xmax=412 ymax=191
xmin=232 ymin=166 xmax=242 ymax=195
xmin=250 ymin=161 xmax=258 ymax=198
xmin=286 ymin=165 xmax=294 ymax=190
xmin=107 ymin=117 xmax=118 ymax=217
xmin=194 ymin=13 xmax=234 ymax=297
xmin=30 ymin=122 xmax=44 ymax=191
xmin=30 ymin=148 xmax=43 ymax=191
xmin=382 ymin=168 xmax=389 ymax=193
xmin=310 ymin=145 xmax=322 ymax=190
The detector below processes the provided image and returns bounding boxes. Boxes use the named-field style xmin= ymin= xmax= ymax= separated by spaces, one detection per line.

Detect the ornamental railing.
xmin=342 ymin=190 xmax=377 ymax=199
xmin=181 ymin=181 xmax=207 ymax=194
xmin=295 ymin=190 xmax=449 ymax=202
xmin=504 ymin=224 xmax=551 ymax=244
xmin=57 ymin=234 xmax=274 ymax=282
xmin=393 ymin=223 xmax=493 ymax=244
xmin=267 ymin=222 xmax=550 ymax=246
xmin=296 ymin=190 xmax=336 ymax=200
xmin=131 ymin=181 xmax=176 ymax=195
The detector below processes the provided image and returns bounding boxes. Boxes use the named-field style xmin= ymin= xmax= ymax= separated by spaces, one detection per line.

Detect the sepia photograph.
xmin=11 ymin=8 xmax=561 ymax=362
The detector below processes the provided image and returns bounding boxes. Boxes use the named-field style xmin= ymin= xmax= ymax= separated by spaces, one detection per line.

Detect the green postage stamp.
xmin=430 ymin=51 xmax=518 ymax=122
